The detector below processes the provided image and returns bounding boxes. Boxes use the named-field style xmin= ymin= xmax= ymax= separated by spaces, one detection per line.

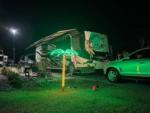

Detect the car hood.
xmin=106 ymin=59 xmax=123 ymax=67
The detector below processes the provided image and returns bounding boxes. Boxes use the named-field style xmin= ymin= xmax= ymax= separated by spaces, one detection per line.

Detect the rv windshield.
xmin=92 ymin=51 xmax=109 ymax=60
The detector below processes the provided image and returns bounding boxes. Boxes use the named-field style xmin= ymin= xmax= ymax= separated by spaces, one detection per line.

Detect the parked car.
xmin=104 ymin=47 xmax=150 ymax=82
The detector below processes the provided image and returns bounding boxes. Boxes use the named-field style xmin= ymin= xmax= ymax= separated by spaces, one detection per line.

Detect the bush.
xmin=39 ymin=72 xmax=47 ymax=78
xmin=7 ymin=72 xmax=23 ymax=88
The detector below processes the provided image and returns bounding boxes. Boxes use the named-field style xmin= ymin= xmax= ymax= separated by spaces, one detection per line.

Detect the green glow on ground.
xmin=0 ymin=77 xmax=150 ymax=113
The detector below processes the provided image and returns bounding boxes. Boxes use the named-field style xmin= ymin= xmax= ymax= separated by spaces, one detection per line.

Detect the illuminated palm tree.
xmin=48 ymin=49 xmax=78 ymax=91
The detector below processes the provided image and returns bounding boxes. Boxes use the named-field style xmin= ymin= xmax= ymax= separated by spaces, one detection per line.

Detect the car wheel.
xmin=107 ymin=68 xmax=120 ymax=82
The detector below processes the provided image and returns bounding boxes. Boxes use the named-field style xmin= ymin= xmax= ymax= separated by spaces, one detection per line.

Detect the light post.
xmin=9 ymin=28 xmax=18 ymax=65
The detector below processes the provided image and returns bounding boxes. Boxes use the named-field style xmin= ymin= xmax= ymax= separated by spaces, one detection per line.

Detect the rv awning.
xmin=26 ymin=29 xmax=79 ymax=50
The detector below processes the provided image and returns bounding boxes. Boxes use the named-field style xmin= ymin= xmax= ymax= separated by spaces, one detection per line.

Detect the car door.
xmin=119 ymin=59 xmax=140 ymax=76
xmin=119 ymin=49 xmax=147 ymax=76
xmin=139 ymin=59 xmax=150 ymax=76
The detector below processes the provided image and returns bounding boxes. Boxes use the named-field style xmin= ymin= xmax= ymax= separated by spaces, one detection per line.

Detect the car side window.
xmin=130 ymin=54 xmax=136 ymax=59
xmin=129 ymin=51 xmax=142 ymax=59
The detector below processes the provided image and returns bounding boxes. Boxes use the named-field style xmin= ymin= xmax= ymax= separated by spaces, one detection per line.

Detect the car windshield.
xmin=129 ymin=48 xmax=150 ymax=59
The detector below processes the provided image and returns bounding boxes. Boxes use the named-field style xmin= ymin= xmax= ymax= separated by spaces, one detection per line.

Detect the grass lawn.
xmin=0 ymin=77 xmax=150 ymax=113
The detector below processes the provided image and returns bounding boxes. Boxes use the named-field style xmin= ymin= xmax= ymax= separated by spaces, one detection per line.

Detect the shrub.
xmin=40 ymin=72 xmax=47 ymax=78
xmin=7 ymin=71 xmax=23 ymax=88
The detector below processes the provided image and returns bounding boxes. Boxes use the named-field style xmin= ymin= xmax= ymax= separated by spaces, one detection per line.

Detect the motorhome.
xmin=27 ymin=29 xmax=110 ymax=74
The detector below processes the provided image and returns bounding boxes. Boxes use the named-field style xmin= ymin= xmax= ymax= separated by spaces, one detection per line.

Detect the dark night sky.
xmin=0 ymin=0 xmax=150 ymax=59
